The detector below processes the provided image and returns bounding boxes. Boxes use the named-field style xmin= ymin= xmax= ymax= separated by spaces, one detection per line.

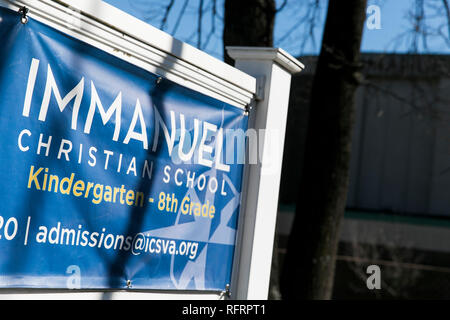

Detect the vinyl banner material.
xmin=0 ymin=6 xmax=247 ymax=290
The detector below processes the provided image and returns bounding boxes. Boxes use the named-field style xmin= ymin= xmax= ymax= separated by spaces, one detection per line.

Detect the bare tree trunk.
xmin=223 ymin=0 xmax=275 ymax=65
xmin=280 ymin=0 xmax=367 ymax=300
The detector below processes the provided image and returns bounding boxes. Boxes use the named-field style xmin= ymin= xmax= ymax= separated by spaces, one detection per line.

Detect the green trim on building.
xmin=345 ymin=210 xmax=450 ymax=228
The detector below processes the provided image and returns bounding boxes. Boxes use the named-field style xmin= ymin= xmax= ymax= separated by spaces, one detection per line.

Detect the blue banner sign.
xmin=0 ymin=6 xmax=247 ymax=291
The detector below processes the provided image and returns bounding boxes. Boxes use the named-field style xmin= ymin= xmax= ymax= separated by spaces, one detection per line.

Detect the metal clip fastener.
xmin=219 ymin=284 xmax=231 ymax=299
xmin=126 ymin=279 xmax=132 ymax=288
xmin=244 ymin=105 xmax=250 ymax=116
xmin=244 ymin=99 xmax=255 ymax=116
xmin=18 ymin=6 xmax=29 ymax=24
xmin=156 ymin=76 xmax=163 ymax=84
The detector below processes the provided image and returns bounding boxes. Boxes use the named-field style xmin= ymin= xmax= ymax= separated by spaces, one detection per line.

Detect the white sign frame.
xmin=0 ymin=0 xmax=303 ymax=300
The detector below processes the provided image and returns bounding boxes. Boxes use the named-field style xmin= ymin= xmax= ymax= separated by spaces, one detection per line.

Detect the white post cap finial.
xmin=226 ymin=47 xmax=305 ymax=74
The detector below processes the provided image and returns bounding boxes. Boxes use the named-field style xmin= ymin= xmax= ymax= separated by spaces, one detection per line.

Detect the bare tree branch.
xmin=413 ymin=0 xmax=427 ymax=51
xmin=392 ymin=0 xmax=450 ymax=52
xmin=203 ymin=0 xmax=217 ymax=49
xmin=171 ymin=0 xmax=189 ymax=36
xmin=276 ymin=0 xmax=324 ymax=54
xmin=197 ymin=0 xmax=204 ymax=49
xmin=275 ymin=0 xmax=288 ymax=13
xmin=160 ymin=0 xmax=175 ymax=31
xmin=442 ymin=0 xmax=450 ymax=41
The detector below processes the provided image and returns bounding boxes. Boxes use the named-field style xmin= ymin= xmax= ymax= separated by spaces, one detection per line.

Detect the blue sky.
xmin=103 ymin=0 xmax=450 ymax=59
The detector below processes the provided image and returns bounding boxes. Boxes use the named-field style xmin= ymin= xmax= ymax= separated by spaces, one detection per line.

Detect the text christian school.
xmin=17 ymin=57 xmax=233 ymax=215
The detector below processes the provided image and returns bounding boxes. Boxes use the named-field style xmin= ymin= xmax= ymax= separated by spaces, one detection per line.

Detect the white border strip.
xmin=0 ymin=289 xmax=222 ymax=300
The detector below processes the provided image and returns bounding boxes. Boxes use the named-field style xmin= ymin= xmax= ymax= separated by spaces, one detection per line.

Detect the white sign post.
xmin=227 ymin=47 xmax=304 ymax=300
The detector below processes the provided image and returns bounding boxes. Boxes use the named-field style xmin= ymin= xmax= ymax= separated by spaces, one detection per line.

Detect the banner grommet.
xmin=18 ymin=6 xmax=28 ymax=24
